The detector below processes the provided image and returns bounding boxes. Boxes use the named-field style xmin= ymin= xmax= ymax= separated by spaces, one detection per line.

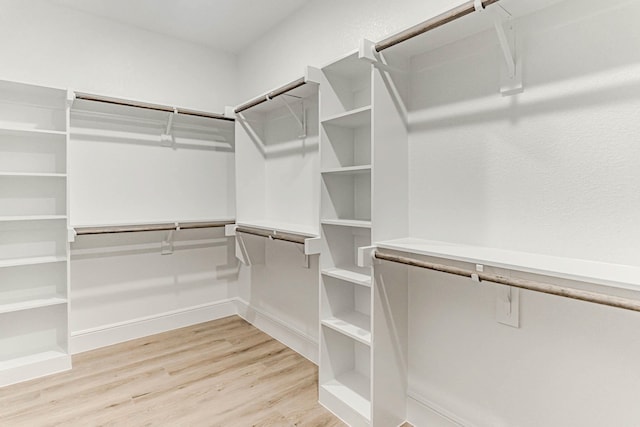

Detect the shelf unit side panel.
xmin=372 ymin=261 xmax=409 ymax=427
xmin=371 ymin=64 xmax=409 ymax=244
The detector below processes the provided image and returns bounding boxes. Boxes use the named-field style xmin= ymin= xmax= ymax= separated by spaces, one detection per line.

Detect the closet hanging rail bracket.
xmin=161 ymin=228 xmax=175 ymax=255
xmin=160 ymin=107 xmax=178 ymax=146
xmin=480 ymin=3 xmax=523 ymax=95
xmin=278 ymin=95 xmax=306 ymax=138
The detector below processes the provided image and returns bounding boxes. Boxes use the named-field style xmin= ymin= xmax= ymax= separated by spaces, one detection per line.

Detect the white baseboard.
xmin=70 ymin=299 xmax=237 ymax=354
xmin=407 ymin=391 xmax=476 ymax=427
xmin=234 ymin=298 xmax=319 ymax=364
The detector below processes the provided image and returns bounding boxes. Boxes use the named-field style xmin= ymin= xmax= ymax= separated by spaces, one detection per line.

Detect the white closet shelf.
xmin=322 ymin=268 xmax=371 ymax=287
xmin=236 ymin=220 xmax=318 ymax=238
xmin=0 ymin=125 xmax=66 ymax=137
xmin=0 ymin=256 xmax=67 ymax=269
xmin=0 ymin=349 xmax=68 ymax=371
xmin=321 ymin=371 xmax=371 ymax=421
xmin=322 ymin=314 xmax=371 ymax=346
xmin=0 ymin=295 xmax=67 ymax=315
xmin=321 ymin=219 xmax=371 ymax=229
xmin=0 ymin=172 xmax=67 ymax=178
xmin=0 ymin=215 xmax=67 ymax=222
xmin=321 ymin=165 xmax=371 ymax=175
xmin=376 ymin=238 xmax=640 ymax=292
xmin=321 ymin=50 xmax=371 ymax=78
xmin=321 ymin=106 xmax=371 ymax=128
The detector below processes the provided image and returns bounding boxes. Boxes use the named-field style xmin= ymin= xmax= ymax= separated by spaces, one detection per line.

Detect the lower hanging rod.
xmin=235 ymin=226 xmax=307 ymax=245
xmin=74 ymin=92 xmax=234 ymax=122
xmin=75 ymin=220 xmax=235 ymax=236
xmin=374 ymin=251 xmax=640 ymax=313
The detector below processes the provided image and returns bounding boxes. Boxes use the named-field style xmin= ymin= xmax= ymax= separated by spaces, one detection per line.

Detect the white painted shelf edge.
xmin=321 ymin=165 xmax=372 ymax=175
xmin=321 ymin=105 xmax=371 ymax=127
xmin=321 ymin=371 xmax=371 ymax=421
xmin=71 ymin=218 xmax=236 ymax=228
xmin=0 ymin=172 xmax=67 ymax=178
xmin=0 ymin=295 xmax=67 ymax=315
xmin=321 ymin=219 xmax=372 ymax=229
xmin=0 ymin=125 xmax=66 ymax=136
xmin=376 ymin=238 xmax=640 ymax=292
xmin=236 ymin=220 xmax=318 ymax=238
xmin=0 ymin=349 xmax=68 ymax=370
xmin=321 ymin=315 xmax=371 ymax=346
xmin=0 ymin=256 xmax=67 ymax=269
xmin=0 ymin=215 xmax=67 ymax=222
xmin=322 ymin=268 xmax=371 ymax=287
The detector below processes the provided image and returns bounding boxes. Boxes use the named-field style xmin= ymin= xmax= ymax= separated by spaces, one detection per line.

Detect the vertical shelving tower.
xmin=0 ymin=80 xmax=72 ymax=386
xmin=318 ymin=52 xmax=374 ymax=426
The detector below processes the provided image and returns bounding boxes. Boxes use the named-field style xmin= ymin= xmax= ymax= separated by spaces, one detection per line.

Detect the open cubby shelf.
xmin=0 ymin=79 xmax=70 ymax=386
xmin=321 ymin=268 xmax=371 ymax=287
xmin=319 ymin=52 xmax=374 ymax=426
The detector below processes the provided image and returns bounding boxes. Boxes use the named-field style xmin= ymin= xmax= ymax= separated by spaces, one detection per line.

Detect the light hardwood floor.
xmin=0 ymin=316 xmax=346 ymax=426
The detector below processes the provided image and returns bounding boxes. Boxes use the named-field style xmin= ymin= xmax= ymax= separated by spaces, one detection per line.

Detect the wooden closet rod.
xmin=74 ymin=92 xmax=235 ymax=122
xmin=235 ymin=226 xmax=308 ymax=245
xmin=375 ymin=0 xmax=501 ymax=52
xmin=75 ymin=220 xmax=235 ymax=235
xmin=234 ymin=77 xmax=307 ymax=114
xmin=374 ymin=251 xmax=640 ymax=313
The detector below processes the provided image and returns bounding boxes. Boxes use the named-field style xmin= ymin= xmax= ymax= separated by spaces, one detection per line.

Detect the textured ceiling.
xmin=52 ymin=0 xmax=311 ymax=53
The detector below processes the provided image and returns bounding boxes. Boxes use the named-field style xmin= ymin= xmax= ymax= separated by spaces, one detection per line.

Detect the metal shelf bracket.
xmin=477 ymin=1 xmax=523 ymax=95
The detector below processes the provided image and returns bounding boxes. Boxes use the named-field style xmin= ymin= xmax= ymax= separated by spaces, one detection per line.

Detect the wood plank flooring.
xmin=0 ymin=316 xmax=346 ymax=426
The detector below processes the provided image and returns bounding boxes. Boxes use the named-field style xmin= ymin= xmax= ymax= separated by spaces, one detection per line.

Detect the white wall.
xmin=0 ymin=0 xmax=238 ymax=112
xmin=236 ymin=240 xmax=320 ymax=362
xmin=404 ymin=1 xmax=640 ymax=425
xmin=407 ymin=0 xmax=640 ymax=265
xmin=0 ymin=0 xmax=241 ymax=350
xmin=236 ymin=0 xmax=462 ymax=100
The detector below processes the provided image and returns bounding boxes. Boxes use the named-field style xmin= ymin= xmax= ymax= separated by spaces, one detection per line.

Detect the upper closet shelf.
xmin=235 ymin=220 xmax=318 ymax=239
xmin=73 ymin=92 xmax=233 ymax=122
xmin=73 ymin=219 xmax=235 ymax=236
xmin=376 ymin=238 xmax=640 ymax=292
xmin=321 ymin=106 xmax=371 ymax=128
xmin=234 ymin=76 xmax=318 ymax=115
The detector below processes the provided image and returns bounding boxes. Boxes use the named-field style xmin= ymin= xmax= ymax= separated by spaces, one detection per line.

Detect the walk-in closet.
xmin=1 ymin=0 xmax=640 ymax=425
